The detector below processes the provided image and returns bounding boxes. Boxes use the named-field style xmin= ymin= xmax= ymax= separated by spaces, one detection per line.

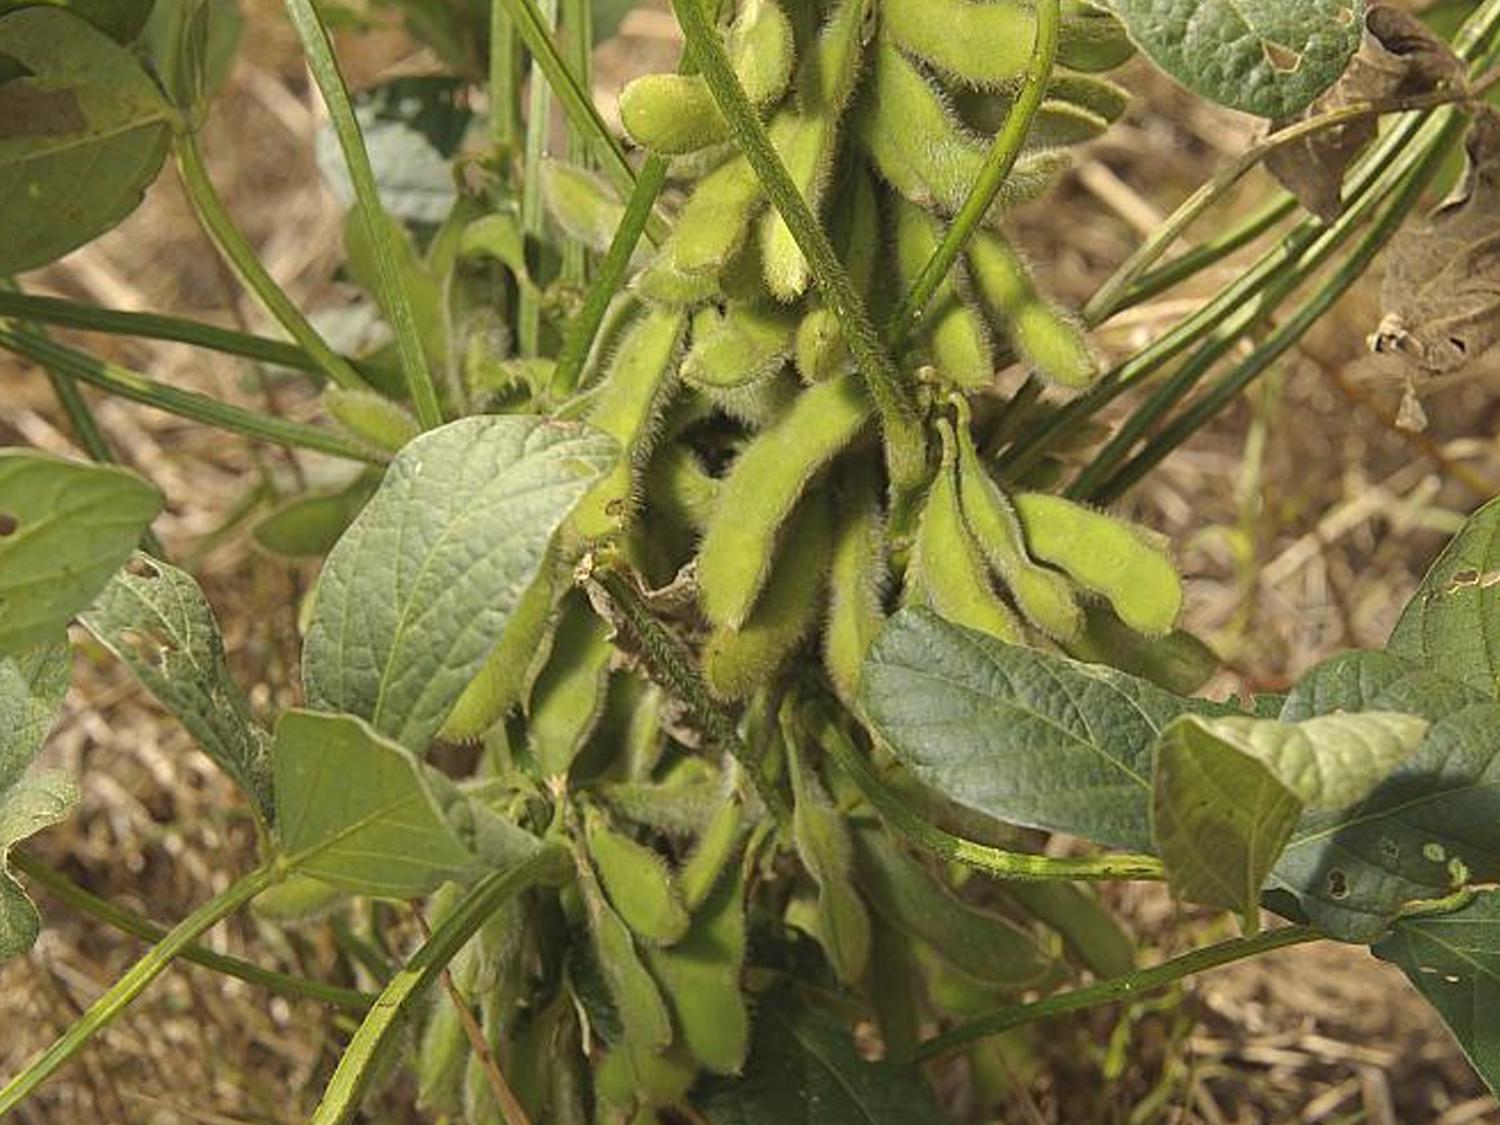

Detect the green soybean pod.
xmin=882 ymin=0 xmax=1034 ymax=88
xmin=576 ymin=847 xmax=675 ymax=1053
xmin=415 ymin=993 xmax=468 ymax=1116
xmin=953 ymin=418 xmax=1082 ymax=641
xmin=824 ymin=467 xmax=887 ymax=705
xmin=645 ymin=443 xmax=721 ymax=535
xmin=728 ymin=0 xmax=796 ymax=108
xmin=1046 ymin=72 xmax=1130 ymax=124
xmin=679 ymin=795 xmax=746 ymax=910
xmin=665 ymin=156 xmax=765 ymax=278
xmin=528 ymin=592 xmax=616 ymax=777
xmin=1064 ymin=604 xmax=1219 ymax=695
xmin=697 ymin=374 xmax=872 ymax=629
xmin=954 ymin=89 xmax=1112 ymax=149
xmin=906 ymin=421 xmax=1024 ymax=644
xmin=645 ymin=869 xmax=751 ymax=1074
xmin=620 ymin=74 xmax=731 ymax=155
xmin=682 ymin=301 xmax=799 ymax=391
xmin=595 ymin=1045 xmax=698 ymax=1112
xmin=1058 ymin=0 xmax=1136 ymax=72
xmin=894 ymin=196 xmax=994 ymax=389
xmin=794 ymin=305 xmax=847 ymax=384
xmin=788 ymin=730 xmax=871 ymax=985
xmin=585 ymin=806 xmax=692 ymax=945
xmin=1012 ymin=492 xmax=1184 ymax=637
xmin=1003 ymin=881 xmax=1135 ymax=979
xmin=323 ymin=388 xmax=418 ymax=453
xmin=541 ymin=158 xmax=628 ymax=253
xmin=794 ymin=169 xmax=880 ymax=384
xmin=967 ymin=228 xmax=1100 ymax=389
xmin=571 ymin=306 xmax=688 ymax=541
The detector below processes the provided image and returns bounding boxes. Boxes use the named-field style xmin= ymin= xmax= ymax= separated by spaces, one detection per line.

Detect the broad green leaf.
xmin=302 ymin=416 xmax=614 ymax=752
xmin=1280 ymin=650 xmax=1487 ymax=723
xmin=697 ymin=986 xmax=952 ymax=1124
xmin=1272 ymin=704 xmax=1500 ymax=942
xmin=140 ymin=0 xmax=244 ymax=113
xmin=1373 ymin=889 xmax=1500 ymax=1096
xmin=859 ymin=607 xmax=1233 ymax=852
xmin=0 ymin=0 xmax=153 ymax=42
xmin=0 ymin=450 xmax=163 ymax=656
xmin=80 ymin=553 xmax=272 ymax=818
xmin=1101 ymin=0 xmax=1364 ymax=118
xmin=1 ymin=769 xmax=76 ymax=960
xmin=1389 ymin=495 xmax=1500 ymax=698
xmin=0 ymin=7 xmax=175 ymax=274
xmin=273 ymin=709 xmax=490 ymax=898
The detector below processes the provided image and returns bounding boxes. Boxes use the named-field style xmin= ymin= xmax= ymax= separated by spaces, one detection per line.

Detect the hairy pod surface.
xmin=528 ymin=593 xmax=616 ymax=776
xmin=1013 ymin=492 xmax=1184 ymax=636
xmin=541 ymin=158 xmax=628 ymax=253
xmin=823 ymin=467 xmax=888 ymax=704
xmin=585 ymin=807 xmax=692 ymax=945
xmin=679 ymin=796 xmax=746 ymax=910
xmin=577 ymin=851 xmax=675 ymax=1054
xmin=620 ymin=74 xmax=731 ymax=155
xmin=681 ymin=301 xmax=798 ymax=391
xmin=895 ymin=196 xmax=995 ymax=389
xmin=323 ymin=387 xmax=418 ymax=453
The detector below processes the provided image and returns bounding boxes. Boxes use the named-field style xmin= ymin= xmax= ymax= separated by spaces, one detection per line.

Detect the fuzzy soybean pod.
xmin=639 ymin=157 xmax=764 ymax=292
xmin=794 ymin=169 xmax=881 ymax=384
xmin=824 ymin=468 xmax=888 ymax=705
xmin=571 ymin=306 xmax=688 ymax=542
xmin=857 ymin=39 xmax=1070 ymax=217
xmin=954 ymin=88 xmax=1112 ymax=150
xmin=681 ymin=301 xmax=799 ymax=391
xmin=953 ymin=418 xmax=1082 ymax=641
xmin=541 ymin=158 xmax=628 ymax=254
xmin=585 ymin=806 xmax=692 ymax=945
xmin=967 ymin=228 xmax=1100 ymax=389
xmin=702 ymin=488 xmax=835 ymax=701
xmin=576 ymin=848 xmax=675 ymax=1053
xmin=528 ymin=593 xmax=616 ymax=777
xmin=323 ymin=387 xmax=418 ymax=453
xmin=894 ymin=196 xmax=995 ymax=390
xmin=697 ymin=374 xmax=871 ymax=629
xmin=906 ymin=421 xmax=1024 ymax=643
xmin=645 ymin=442 xmax=721 ymax=536
xmin=1046 ymin=72 xmax=1131 ymax=124
xmin=1012 ymin=492 xmax=1184 ymax=637
xmin=679 ymin=795 xmax=746 ymax=910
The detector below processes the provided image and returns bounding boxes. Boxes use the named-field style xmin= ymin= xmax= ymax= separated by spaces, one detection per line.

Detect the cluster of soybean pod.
xmin=355 ymin=0 xmax=1204 ymax=1119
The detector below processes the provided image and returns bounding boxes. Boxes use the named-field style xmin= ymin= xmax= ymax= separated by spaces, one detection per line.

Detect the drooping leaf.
xmin=1373 ymin=889 xmax=1500 ymax=1096
xmin=859 ymin=607 xmax=1234 ymax=852
xmin=697 ymin=986 xmax=953 ymax=1124
xmin=1100 ymin=0 xmax=1365 ymax=118
xmin=80 ymin=553 xmax=273 ymax=818
xmin=0 ymin=7 xmax=175 ymax=274
xmin=0 ymin=450 xmax=163 ymax=657
xmin=1389 ymin=493 xmax=1500 ymax=696
xmin=301 ymin=415 xmax=614 ymax=752
xmin=0 ymin=0 xmax=154 ymax=42
xmin=273 ymin=709 xmax=495 ymax=898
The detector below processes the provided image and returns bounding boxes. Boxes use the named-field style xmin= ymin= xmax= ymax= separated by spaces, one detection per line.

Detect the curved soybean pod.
xmin=955 ymin=90 xmax=1112 ymax=150
xmin=1003 ymin=881 xmax=1135 ymax=979
xmin=645 ymin=869 xmax=751 ymax=1075
xmin=824 ymin=467 xmax=888 ymax=705
xmin=857 ymin=39 xmax=1070 ymax=217
xmin=634 ymin=158 xmax=764 ymax=303
xmin=697 ymin=374 xmax=871 ymax=628
xmin=1012 ymin=492 xmax=1184 ymax=636
xmin=679 ymin=795 xmax=746 ymax=910
xmin=794 ymin=168 xmax=881 ymax=384
xmin=906 ymin=421 xmax=1024 ymax=643
xmin=852 ymin=827 xmax=1053 ymax=988
xmin=953 ymin=419 xmax=1082 ymax=641
xmin=1046 ymin=72 xmax=1130 ymax=124
xmin=728 ymin=0 xmax=796 ymax=107
xmin=323 ymin=388 xmax=418 ymax=453
xmin=1057 ymin=0 xmax=1136 ymax=72
xmin=702 ymin=488 xmax=834 ymax=702
xmin=585 ymin=806 xmax=692 ymax=945
xmin=576 ymin=848 xmax=674 ymax=1054
xmin=541 ymin=159 xmax=627 ymax=254
xmin=894 ymin=196 xmax=994 ymax=390
xmin=1064 ymin=604 xmax=1218 ymax=695
xmin=571 ymin=306 xmax=688 ymax=541
xmin=528 ymin=592 xmax=616 ymax=777
xmin=645 ymin=443 xmax=721 ymax=534
xmin=681 ymin=301 xmax=799 ymax=391
xmin=967 ymin=228 xmax=1099 ymax=389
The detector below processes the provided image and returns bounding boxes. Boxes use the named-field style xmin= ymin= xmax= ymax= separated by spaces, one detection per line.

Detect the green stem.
xmin=0 ymin=864 xmax=278 ymax=1114
xmin=174 ymin=133 xmax=369 ymax=393
xmin=910 ymin=924 xmax=1320 ymax=1062
xmin=310 ymin=848 xmax=570 ymax=1124
xmin=666 ymin=0 xmax=926 ymax=497
xmin=281 ymin=0 xmax=444 ymax=428
xmin=0 ymin=328 xmax=386 ymax=464
xmin=12 ymin=853 xmax=372 ymax=1013
xmin=490 ymin=1 xmax=522 ymax=156
xmin=887 ymin=0 xmax=1059 ymax=349
xmin=561 ymin=0 xmax=593 ymax=286
xmin=518 ymin=0 xmax=558 ymax=357
xmin=810 ymin=703 xmax=1165 ymax=883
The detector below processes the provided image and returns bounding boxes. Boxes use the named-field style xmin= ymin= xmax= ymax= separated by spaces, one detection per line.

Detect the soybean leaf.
xmin=1153 ymin=712 xmax=1429 ymax=922
xmin=1389 ymin=495 xmax=1500 ymax=698
xmin=1272 ymin=704 xmax=1500 ymax=942
xmin=1280 ymin=650 xmax=1487 ymax=723
xmin=1100 ymin=0 xmax=1364 ymax=118
xmin=859 ymin=607 xmax=1234 ymax=852
xmin=0 ymin=638 xmax=75 ymax=961
xmin=697 ymin=986 xmax=952 ymax=1124
xmin=0 ymin=450 xmax=163 ymax=657
xmin=0 ymin=7 xmax=175 ymax=274
xmin=1373 ymin=889 xmax=1500 ymax=1095
xmin=79 ymin=553 xmax=273 ymax=819
xmin=0 ymin=0 xmax=154 ymax=42
xmin=140 ymin=0 xmax=244 ymax=113
xmin=274 ymin=709 xmax=490 ymax=897
xmin=301 ymin=416 xmax=614 ymax=752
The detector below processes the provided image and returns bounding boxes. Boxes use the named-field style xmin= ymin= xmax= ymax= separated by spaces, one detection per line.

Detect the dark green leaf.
xmin=301 ymin=415 xmax=614 ymax=752
xmin=1280 ymin=650 xmax=1486 ymax=723
xmin=0 ymin=0 xmax=153 ymax=42
xmin=140 ymin=0 xmax=243 ymax=112
xmin=0 ymin=450 xmax=163 ymax=657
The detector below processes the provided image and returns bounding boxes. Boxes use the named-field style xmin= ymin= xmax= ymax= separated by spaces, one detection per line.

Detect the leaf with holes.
xmin=80 ymin=553 xmax=273 ymax=820
xmin=0 ymin=450 xmax=163 ymax=657
xmin=301 ymin=416 xmax=614 ymax=752
xmin=1374 ymin=889 xmax=1500 ymax=1095
xmin=0 ymin=6 xmax=176 ymax=274
xmin=1101 ymin=0 xmax=1365 ymax=118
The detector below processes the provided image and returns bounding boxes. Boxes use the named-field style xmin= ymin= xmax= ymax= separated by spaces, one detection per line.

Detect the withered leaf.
xmin=1375 ymin=106 xmax=1500 ymax=376
xmin=1267 ymin=6 xmax=1464 ymax=221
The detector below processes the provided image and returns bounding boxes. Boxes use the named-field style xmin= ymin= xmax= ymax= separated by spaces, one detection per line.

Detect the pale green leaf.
xmin=0 ymin=769 xmax=77 ymax=960
xmin=0 ymin=7 xmax=174 ymax=273
xmin=80 ymin=553 xmax=272 ymax=818
xmin=0 ymin=450 xmax=163 ymax=656
xmin=1101 ymin=0 xmax=1364 ymax=117
xmin=302 ymin=416 xmax=614 ymax=751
